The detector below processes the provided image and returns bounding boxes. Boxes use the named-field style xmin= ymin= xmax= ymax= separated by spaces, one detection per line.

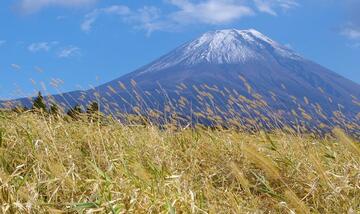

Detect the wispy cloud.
xmin=340 ymin=0 xmax=360 ymax=47
xmin=17 ymin=0 xmax=299 ymax=34
xmin=11 ymin=64 xmax=21 ymax=70
xmin=81 ymin=0 xmax=299 ymax=35
xmin=253 ymin=0 xmax=298 ymax=16
xmin=27 ymin=41 xmax=81 ymax=58
xmin=341 ymin=27 xmax=360 ymax=40
xmin=346 ymin=42 xmax=360 ymax=49
xmin=346 ymin=0 xmax=360 ymax=26
xmin=81 ymin=5 xmax=130 ymax=32
xmin=168 ymin=0 xmax=254 ymax=25
xmin=0 ymin=40 xmax=6 ymax=47
xmin=253 ymin=0 xmax=277 ymax=16
xmin=16 ymin=0 xmax=97 ymax=14
xmin=28 ymin=41 xmax=58 ymax=53
xmin=56 ymin=15 xmax=67 ymax=20
xmin=58 ymin=46 xmax=81 ymax=58
xmin=126 ymin=6 xmax=172 ymax=35
xmin=82 ymin=5 xmax=169 ymax=35
xmin=135 ymin=0 xmax=298 ymax=33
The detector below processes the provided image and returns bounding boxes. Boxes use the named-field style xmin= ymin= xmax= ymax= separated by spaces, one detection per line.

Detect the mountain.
xmin=2 ymin=29 xmax=360 ymax=128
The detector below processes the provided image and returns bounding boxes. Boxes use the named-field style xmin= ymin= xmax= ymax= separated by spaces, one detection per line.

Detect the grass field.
xmin=0 ymin=111 xmax=359 ymax=213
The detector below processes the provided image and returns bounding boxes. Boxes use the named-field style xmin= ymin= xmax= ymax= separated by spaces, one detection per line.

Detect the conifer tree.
xmin=86 ymin=102 xmax=99 ymax=114
xmin=32 ymin=91 xmax=47 ymax=112
xmin=86 ymin=102 xmax=101 ymax=122
xmin=67 ymin=104 xmax=83 ymax=120
xmin=49 ymin=103 xmax=60 ymax=116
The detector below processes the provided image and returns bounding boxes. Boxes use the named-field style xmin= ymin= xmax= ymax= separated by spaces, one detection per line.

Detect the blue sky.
xmin=0 ymin=0 xmax=359 ymax=99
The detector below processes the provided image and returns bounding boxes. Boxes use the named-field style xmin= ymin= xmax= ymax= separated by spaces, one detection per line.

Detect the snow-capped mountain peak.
xmin=141 ymin=29 xmax=303 ymax=74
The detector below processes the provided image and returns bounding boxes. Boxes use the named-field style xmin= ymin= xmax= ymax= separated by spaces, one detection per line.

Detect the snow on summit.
xmin=143 ymin=29 xmax=303 ymax=74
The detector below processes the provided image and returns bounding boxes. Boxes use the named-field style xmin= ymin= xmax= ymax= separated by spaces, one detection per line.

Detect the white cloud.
xmin=168 ymin=0 xmax=254 ymax=25
xmin=275 ymin=0 xmax=299 ymax=10
xmin=341 ymin=27 xmax=360 ymax=40
xmin=346 ymin=42 xmax=360 ymax=49
xmin=58 ymin=46 xmax=81 ymax=58
xmin=11 ymin=64 xmax=21 ymax=70
xmin=0 ymin=40 xmax=6 ymax=47
xmin=17 ymin=0 xmax=97 ymax=14
xmin=56 ymin=15 xmax=67 ymax=20
xmin=28 ymin=42 xmax=58 ymax=53
xmin=81 ymin=1 xmax=255 ymax=34
xmin=127 ymin=6 xmax=171 ymax=35
xmin=81 ymin=5 xmax=130 ymax=32
xmin=81 ymin=0 xmax=300 ymax=34
xmin=135 ymin=0 xmax=298 ymax=33
xmin=134 ymin=0 xmax=298 ymax=33
xmin=82 ymin=5 xmax=167 ymax=35
xmin=253 ymin=0 xmax=277 ymax=15
xmin=28 ymin=42 xmax=84 ymax=57
xmin=253 ymin=0 xmax=299 ymax=16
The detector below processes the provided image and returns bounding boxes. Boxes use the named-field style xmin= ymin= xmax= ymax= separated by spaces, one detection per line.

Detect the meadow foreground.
xmin=0 ymin=112 xmax=359 ymax=213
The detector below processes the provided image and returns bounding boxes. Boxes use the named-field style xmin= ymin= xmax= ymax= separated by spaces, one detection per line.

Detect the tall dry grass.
xmin=0 ymin=111 xmax=359 ymax=213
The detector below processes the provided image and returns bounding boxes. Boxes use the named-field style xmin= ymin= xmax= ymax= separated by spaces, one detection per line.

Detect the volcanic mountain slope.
xmin=96 ymin=29 xmax=359 ymax=121
xmin=3 ymin=29 xmax=360 ymax=127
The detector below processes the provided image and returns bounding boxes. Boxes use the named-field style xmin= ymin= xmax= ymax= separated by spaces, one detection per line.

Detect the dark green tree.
xmin=49 ymin=103 xmax=60 ymax=116
xmin=86 ymin=102 xmax=101 ymax=122
xmin=67 ymin=104 xmax=83 ymax=120
xmin=32 ymin=91 xmax=47 ymax=112
xmin=86 ymin=102 xmax=99 ymax=114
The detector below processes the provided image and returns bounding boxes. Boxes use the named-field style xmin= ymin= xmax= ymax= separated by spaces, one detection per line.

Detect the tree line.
xmin=12 ymin=91 xmax=101 ymax=121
